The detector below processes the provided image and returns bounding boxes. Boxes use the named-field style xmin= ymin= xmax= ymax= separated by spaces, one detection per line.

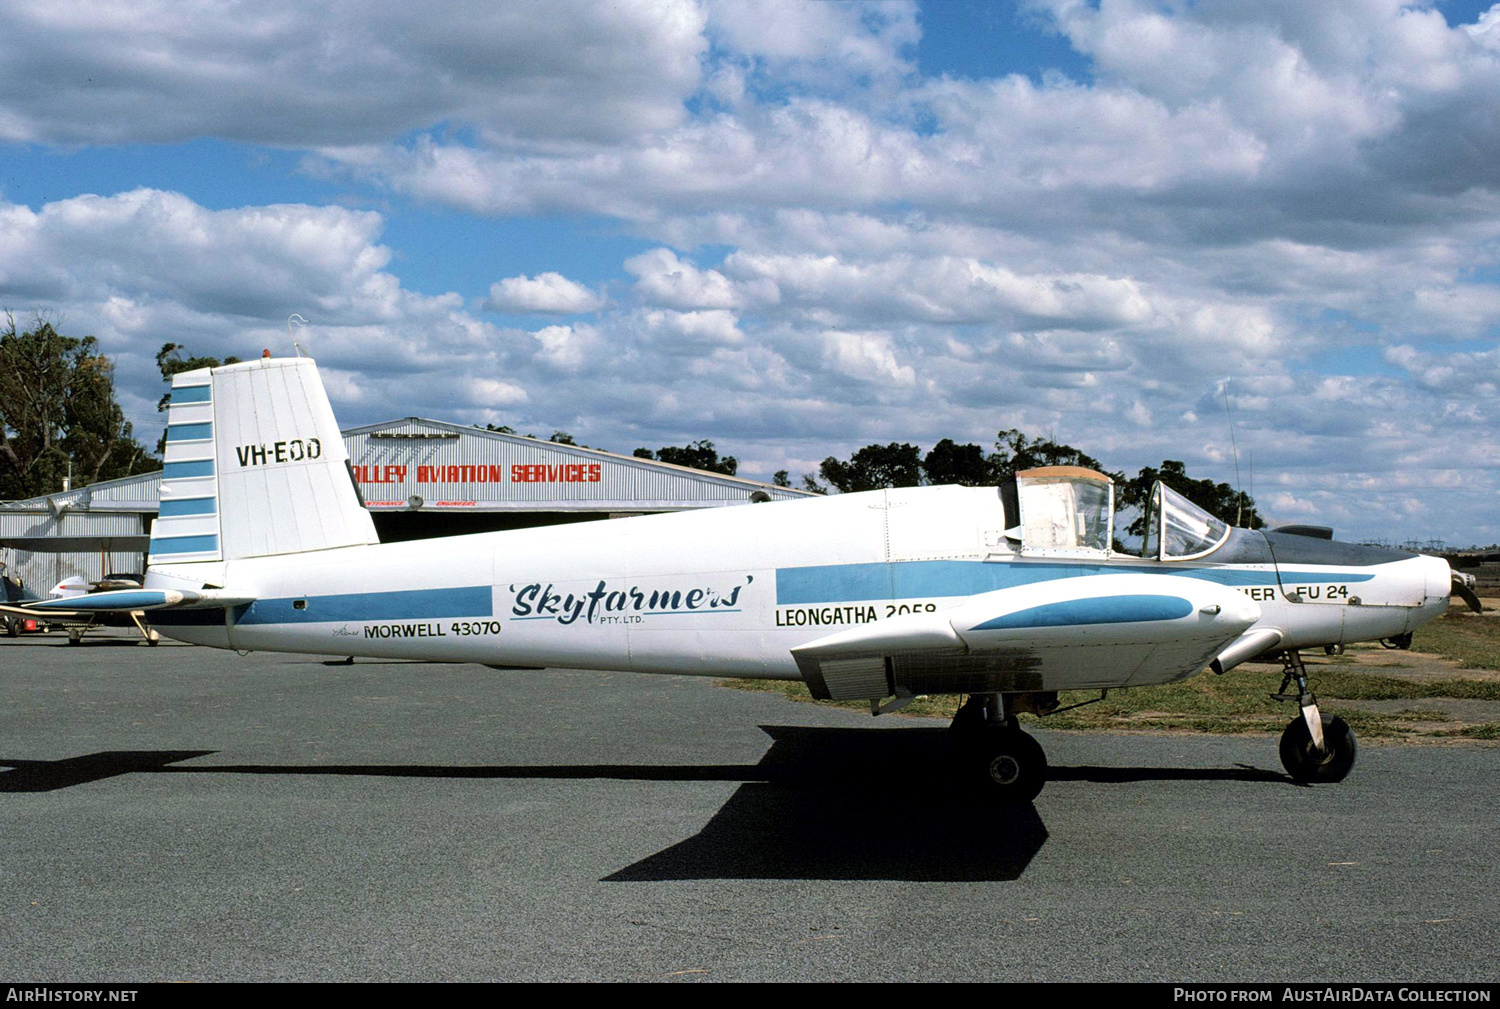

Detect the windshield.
xmin=1017 ymin=470 xmax=1113 ymax=555
xmin=1144 ymin=482 xmax=1231 ymax=561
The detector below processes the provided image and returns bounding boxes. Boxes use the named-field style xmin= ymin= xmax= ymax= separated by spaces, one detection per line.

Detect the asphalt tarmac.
xmin=2 ymin=632 xmax=1495 ymax=982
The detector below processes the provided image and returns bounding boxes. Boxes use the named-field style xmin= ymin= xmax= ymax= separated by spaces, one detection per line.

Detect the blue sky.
xmin=1 ymin=0 xmax=1498 ymax=545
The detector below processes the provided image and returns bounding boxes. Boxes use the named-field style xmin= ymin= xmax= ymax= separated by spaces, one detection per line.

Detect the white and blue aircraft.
xmin=19 ymin=355 xmax=1482 ymax=801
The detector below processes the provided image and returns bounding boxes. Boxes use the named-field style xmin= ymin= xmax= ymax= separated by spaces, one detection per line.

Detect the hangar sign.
xmin=340 ymin=417 xmax=807 ymax=514
xmin=351 ymin=463 xmax=604 ymax=486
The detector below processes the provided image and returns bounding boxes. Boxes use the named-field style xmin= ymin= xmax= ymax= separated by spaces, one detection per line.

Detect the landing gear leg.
xmin=1272 ymin=650 xmax=1357 ymax=783
xmin=129 ymin=611 xmax=159 ymax=646
xmin=949 ymin=693 xmax=1048 ymax=804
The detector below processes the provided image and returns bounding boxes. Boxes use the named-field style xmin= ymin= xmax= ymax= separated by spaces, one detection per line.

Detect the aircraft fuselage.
xmin=147 ymin=485 xmax=1450 ymax=694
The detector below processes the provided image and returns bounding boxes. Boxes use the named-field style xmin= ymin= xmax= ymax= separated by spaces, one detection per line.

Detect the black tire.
xmin=1280 ymin=714 xmax=1357 ymax=783
xmin=975 ymin=727 xmax=1048 ymax=804
xmin=6 ymin=617 xmax=18 ymax=638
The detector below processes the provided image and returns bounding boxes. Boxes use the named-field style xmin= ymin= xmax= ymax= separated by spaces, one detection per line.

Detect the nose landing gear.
xmin=1272 ymin=650 xmax=1358 ymax=783
xmin=1279 ymin=713 xmax=1358 ymax=783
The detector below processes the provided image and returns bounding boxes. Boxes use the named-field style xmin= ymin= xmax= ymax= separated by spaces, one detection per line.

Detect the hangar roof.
xmin=343 ymin=417 xmax=809 ymax=512
xmin=1 ymin=417 xmax=811 ymax=516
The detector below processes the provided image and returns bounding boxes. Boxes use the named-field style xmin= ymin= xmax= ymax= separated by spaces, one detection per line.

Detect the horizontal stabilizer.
xmin=19 ymin=588 xmax=256 ymax=613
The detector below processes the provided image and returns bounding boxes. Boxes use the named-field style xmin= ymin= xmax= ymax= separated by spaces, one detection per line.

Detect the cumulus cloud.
xmin=0 ymin=189 xmax=393 ymax=316
xmin=484 ymin=272 xmax=604 ymax=314
xmin=820 ymin=330 xmax=916 ymax=386
xmin=706 ymin=0 xmax=920 ymax=98
xmin=626 ymin=248 xmax=743 ymax=310
xmin=642 ymin=309 xmax=744 ymax=346
xmin=530 ymin=323 xmax=602 ymax=372
xmin=724 ymin=251 xmax=1155 ymax=328
xmin=0 ymin=188 xmax=528 ymax=428
xmin=1467 ymin=3 xmax=1500 ymax=48
xmin=0 ymin=0 xmax=707 ymax=146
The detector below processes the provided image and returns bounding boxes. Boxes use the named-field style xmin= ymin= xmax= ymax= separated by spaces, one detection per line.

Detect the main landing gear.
xmin=949 ymin=694 xmax=1048 ymax=804
xmin=1272 ymin=650 xmax=1357 ymax=784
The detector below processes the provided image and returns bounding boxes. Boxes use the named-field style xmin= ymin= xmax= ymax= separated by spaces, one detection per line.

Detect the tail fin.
xmin=151 ymin=356 xmax=377 ymax=564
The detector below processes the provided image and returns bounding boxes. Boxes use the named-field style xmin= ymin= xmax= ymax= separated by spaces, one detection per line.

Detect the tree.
xmin=1119 ymin=459 xmax=1262 ymax=535
xmin=0 ymin=314 xmax=157 ymax=500
xmin=156 ymin=343 xmax=242 ymax=453
xmin=156 ymin=343 xmax=242 ymax=410
xmin=987 ymin=429 xmax=1121 ymax=483
xmin=818 ymin=442 xmax=923 ymax=493
xmin=635 ymin=440 xmax=738 ymax=476
xmin=772 ymin=470 xmax=791 ymax=488
xmin=548 ymin=431 xmax=577 ymax=446
xmin=922 ymin=438 xmax=989 ymax=486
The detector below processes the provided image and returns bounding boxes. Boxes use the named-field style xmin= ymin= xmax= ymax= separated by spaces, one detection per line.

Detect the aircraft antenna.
xmin=287 ymin=314 xmax=309 ymax=358
xmin=1222 ymin=379 xmax=1244 ymax=526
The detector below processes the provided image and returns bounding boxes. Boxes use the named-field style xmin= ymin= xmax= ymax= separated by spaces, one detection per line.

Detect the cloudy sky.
xmin=1 ymin=0 xmax=1497 ymax=545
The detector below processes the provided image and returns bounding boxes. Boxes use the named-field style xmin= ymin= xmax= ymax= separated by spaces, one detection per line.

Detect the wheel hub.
xmin=987 ymin=753 xmax=1022 ymax=786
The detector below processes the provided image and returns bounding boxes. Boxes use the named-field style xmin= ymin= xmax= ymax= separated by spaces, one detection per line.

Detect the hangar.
xmin=0 ymin=417 xmax=807 ymax=595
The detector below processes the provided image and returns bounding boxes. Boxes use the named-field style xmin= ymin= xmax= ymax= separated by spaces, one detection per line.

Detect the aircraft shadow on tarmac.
xmin=0 ymin=726 xmax=1291 ymax=883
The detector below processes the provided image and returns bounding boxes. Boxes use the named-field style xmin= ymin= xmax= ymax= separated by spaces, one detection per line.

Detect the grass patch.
xmin=1410 ymin=608 xmax=1500 ymax=669
xmin=720 ymin=657 xmax=1500 ymax=740
xmin=1434 ymin=723 xmax=1500 ymax=740
xmin=1310 ymin=671 xmax=1500 ymax=700
xmin=1390 ymin=708 xmax=1452 ymax=722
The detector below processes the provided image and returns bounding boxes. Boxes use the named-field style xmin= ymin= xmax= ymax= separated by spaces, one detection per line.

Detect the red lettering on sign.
xmin=353 ymin=465 xmax=408 ymax=484
xmin=365 ymin=461 xmax=605 ymax=485
xmin=509 ymin=463 xmax=604 ymax=483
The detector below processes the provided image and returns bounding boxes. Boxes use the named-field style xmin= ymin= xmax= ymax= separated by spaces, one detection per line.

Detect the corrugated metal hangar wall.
xmin=0 ymin=417 xmax=808 ymax=593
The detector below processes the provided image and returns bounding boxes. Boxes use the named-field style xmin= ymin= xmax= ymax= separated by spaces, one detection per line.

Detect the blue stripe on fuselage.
xmin=971 ymin=594 xmax=1194 ymax=631
xmin=773 ymin=560 xmax=1373 ymax=605
xmin=234 ymin=586 xmax=493 ymax=625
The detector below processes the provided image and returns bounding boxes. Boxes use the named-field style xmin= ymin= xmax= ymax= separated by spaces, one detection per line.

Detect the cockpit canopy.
xmin=1009 ymin=467 xmax=1114 ymax=557
xmin=1141 ymin=482 xmax=1231 ymax=561
xmin=1002 ymin=468 xmax=1235 ymax=561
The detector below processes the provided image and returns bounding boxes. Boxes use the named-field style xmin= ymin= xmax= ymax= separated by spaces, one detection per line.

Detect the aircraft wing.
xmin=791 ymin=573 xmax=1263 ymax=701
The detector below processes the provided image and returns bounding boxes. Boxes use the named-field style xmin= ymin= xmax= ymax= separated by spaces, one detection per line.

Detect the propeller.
xmin=1452 ymin=571 xmax=1484 ymax=614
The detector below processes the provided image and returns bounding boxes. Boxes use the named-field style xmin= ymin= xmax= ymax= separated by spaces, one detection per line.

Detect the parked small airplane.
xmin=0 ymin=566 xmax=160 ymax=644
xmin=14 ymin=355 xmax=1481 ymax=801
xmin=1 ymin=562 xmax=38 ymax=637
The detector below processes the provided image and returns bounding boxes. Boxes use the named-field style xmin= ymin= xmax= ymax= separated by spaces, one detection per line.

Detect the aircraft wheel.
xmin=5 ymin=617 xmax=18 ymax=638
xmin=976 ymin=727 xmax=1048 ymax=804
xmin=1279 ymin=714 xmax=1357 ymax=783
